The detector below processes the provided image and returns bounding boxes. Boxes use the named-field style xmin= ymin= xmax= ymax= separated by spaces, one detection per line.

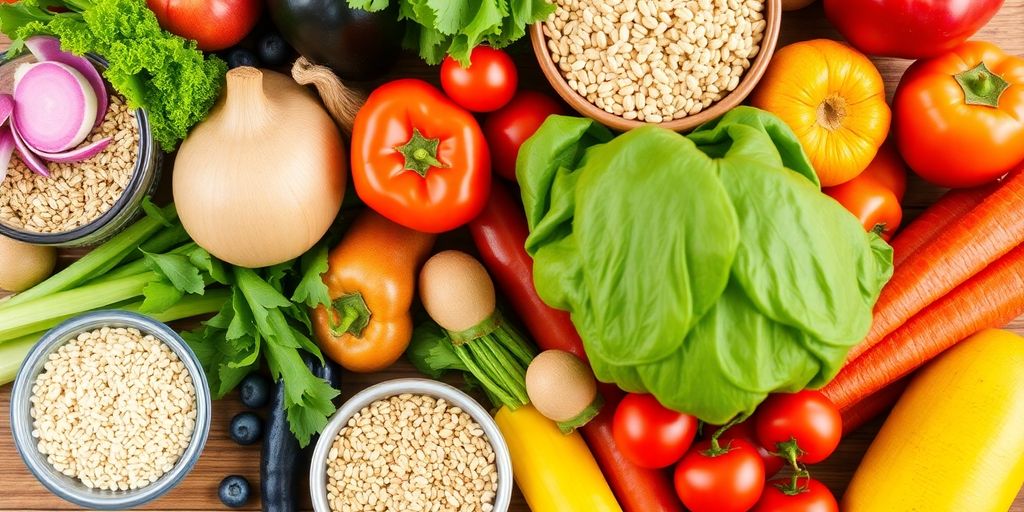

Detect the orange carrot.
xmin=846 ymin=170 xmax=1024 ymax=362
xmin=839 ymin=377 xmax=909 ymax=435
xmin=824 ymin=243 xmax=1024 ymax=410
xmin=890 ymin=185 xmax=995 ymax=267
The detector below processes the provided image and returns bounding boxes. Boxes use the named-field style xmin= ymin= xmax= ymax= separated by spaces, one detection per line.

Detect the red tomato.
xmin=752 ymin=478 xmax=839 ymax=512
xmin=859 ymin=142 xmax=908 ymax=201
xmin=441 ymin=46 xmax=518 ymax=113
xmin=714 ymin=421 xmax=785 ymax=478
xmin=146 ymin=0 xmax=261 ymax=51
xmin=823 ymin=175 xmax=903 ymax=240
xmin=674 ymin=438 xmax=766 ymax=512
xmin=483 ymin=91 xmax=565 ymax=181
xmin=612 ymin=393 xmax=698 ymax=469
xmin=754 ymin=391 xmax=842 ymax=465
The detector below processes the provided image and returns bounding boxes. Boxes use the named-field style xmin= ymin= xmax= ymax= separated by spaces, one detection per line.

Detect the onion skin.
xmin=24 ymin=36 xmax=109 ymax=128
xmin=172 ymin=67 xmax=345 ymax=268
xmin=29 ymin=137 xmax=111 ymax=163
xmin=10 ymin=120 xmax=50 ymax=177
xmin=0 ymin=235 xmax=57 ymax=293
xmin=0 ymin=127 xmax=15 ymax=183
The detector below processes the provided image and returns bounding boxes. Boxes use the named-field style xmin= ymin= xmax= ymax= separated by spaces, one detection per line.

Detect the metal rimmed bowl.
xmin=0 ymin=52 xmax=162 ymax=247
xmin=9 ymin=310 xmax=211 ymax=510
xmin=310 ymin=379 xmax=514 ymax=512
xmin=530 ymin=0 xmax=782 ymax=132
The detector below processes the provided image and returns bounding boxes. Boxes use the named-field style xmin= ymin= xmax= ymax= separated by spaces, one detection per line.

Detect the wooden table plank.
xmin=3 ymin=1 xmax=1024 ymax=510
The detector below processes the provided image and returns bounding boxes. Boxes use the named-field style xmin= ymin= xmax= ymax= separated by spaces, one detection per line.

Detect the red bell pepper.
xmin=469 ymin=182 xmax=684 ymax=512
xmin=350 ymin=79 xmax=490 ymax=233
xmin=823 ymin=0 xmax=1003 ymax=59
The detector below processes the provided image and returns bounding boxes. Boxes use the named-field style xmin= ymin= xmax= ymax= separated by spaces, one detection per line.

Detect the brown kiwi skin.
xmin=419 ymin=250 xmax=497 ymax=333
xmin=526 ymin=350 xmax=599 ymax=423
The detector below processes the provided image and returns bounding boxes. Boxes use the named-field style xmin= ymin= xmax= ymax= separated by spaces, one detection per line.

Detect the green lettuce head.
xmin=518 ymin=107 xmax=893 ymax=424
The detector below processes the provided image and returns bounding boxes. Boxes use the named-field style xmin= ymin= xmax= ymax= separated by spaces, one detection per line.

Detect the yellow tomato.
xmin=751 ymin=39 xmax=890 ymax=186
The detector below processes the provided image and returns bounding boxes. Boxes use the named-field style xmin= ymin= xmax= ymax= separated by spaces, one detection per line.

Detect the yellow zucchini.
xmin=494 ymin=405 xmax=622 ymax=512
xmin=843 ymin=329 xmax=1024 ymax=512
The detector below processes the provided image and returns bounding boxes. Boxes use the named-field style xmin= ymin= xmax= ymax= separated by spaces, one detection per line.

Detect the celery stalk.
xmin=0 ymin=203 xmax=177 ymax=310
xmin=0 ymin=290 xmax=229 ymax=384
xmin=0 ymin=273 xmax=155 ymax=340
xmin=99 ymin=242 xmax=197 ymax=282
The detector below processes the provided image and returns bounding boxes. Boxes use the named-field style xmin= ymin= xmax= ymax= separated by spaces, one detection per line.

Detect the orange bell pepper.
xmin=311 ymin=210 xmax=434 ymax=372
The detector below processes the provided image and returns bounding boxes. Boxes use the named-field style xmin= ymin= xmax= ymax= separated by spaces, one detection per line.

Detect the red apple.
xmin=147 ymin=0 xmax=262 ymax=51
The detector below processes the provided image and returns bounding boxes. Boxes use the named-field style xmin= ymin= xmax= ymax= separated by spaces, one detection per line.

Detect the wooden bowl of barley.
xmin=532 ymin=0 xmax=781 ymax=132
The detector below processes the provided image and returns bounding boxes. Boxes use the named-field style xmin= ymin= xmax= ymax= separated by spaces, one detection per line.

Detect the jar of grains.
xmin=0 ymin=52 xmax=161 ymax=247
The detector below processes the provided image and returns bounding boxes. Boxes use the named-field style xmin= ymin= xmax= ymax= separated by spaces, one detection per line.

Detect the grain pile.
xmin=325 ymin=394 xmax=499 ymax=512
xmin=544 ymin=0 xmax=767 ymax=122
xmin=0 ymin=96 xmax=138 ymax=233
xmin=29 ymin=327 xmax=197 ymax=491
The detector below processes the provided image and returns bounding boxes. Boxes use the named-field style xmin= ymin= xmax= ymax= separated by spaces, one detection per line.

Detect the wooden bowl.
xmin=530 ymin=0 xmax=782 ymax=132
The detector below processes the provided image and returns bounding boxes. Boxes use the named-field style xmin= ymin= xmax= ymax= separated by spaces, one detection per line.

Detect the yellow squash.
xmin=750 ymin=39 xmax=890 ymax=186
xmin=843 ymin=329 xmax=1024 ymax=512
xmin=494 ymin=405 xmax=622 ymax=512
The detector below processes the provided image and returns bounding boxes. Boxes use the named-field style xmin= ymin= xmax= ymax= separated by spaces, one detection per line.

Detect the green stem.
xmin=774 ymin=436 xmax=806 ymax=471
xmin=0 ymin=203 xmax=177 ymax=309
xmin=95 ymin=243 xmax=196 ymax=283
xmin=704 ymin=414 xmax=749 ymax=457
xmin=395 ymin=128 xmax=447 ymax=177
xmin=954 ymin=61 xmax=1009 ymax=108
xmin=492 ymin=323 xmax=535 ymax=368
xmin=327 ymin=292 xmax=372 ymax=338
xmin=473 ymin=336 xmax=529 ymax=406
xmin=0 ymin=289 xmax=228 ymax=385
xmin=0 ymin=272 xmax=155 ymax=340
xmin=453 ymin=344 xmax=517 ymax=408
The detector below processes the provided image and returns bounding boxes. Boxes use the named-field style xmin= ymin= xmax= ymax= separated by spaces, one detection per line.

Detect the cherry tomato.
xmin=752 ymin=477 xmax=839 ymax=512
xmin=859 ymin=142 xmax=908 ymax=201
xmin=483 ymin=91 xmax=565 ymax=181
xmin=714 ymin=421 xmax=785 ymax=478
xmin=146 ymin=0 xmax=262 ymax=51
xmin=823 ymin=175 xmax=903 ymax=240
xmin=441 ymin=46 xmax=518 ymax=113
xmin=612 ymin=393 xmax=698 ymax=469
xmin=674 ymin=438 xmax=766 ymax=512
xmin=754 ymin=391 xmax=842 ymax=465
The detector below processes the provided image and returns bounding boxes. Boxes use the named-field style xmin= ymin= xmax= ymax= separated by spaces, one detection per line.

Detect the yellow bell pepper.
xmin=750 ymin=39 xmax=891 ymax=186
xmin=495 ymin=405 xmax=622 ymax=512
xmin=843 ymin=329 xmax=1024 ymax=512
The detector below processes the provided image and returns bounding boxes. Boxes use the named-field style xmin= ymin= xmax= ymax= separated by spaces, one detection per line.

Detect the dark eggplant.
xmin=266 ymin=0 xmax=403 ymax=81
xmin=261 ymin=354 xmax=342 ymax=512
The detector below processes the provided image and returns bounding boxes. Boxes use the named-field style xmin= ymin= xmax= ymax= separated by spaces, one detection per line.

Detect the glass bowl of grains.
xmin=9 ymin=310 xmax=211 ymax=510
xmin=531 ymin=0 xmax=781 ymax=131
xmin=310 ymin=378 xmax=514 ymax=512
xmin=0 ymin=52 xmax=161 ymax=247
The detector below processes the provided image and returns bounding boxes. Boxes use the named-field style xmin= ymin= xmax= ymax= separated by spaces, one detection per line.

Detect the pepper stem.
xmin=328 ymin=292 xmax=372 ymax=338
xmin=395 ymin=128 xmax=447 ymax=177
xmin=954 ymin=61 xmax=1009 ymax=108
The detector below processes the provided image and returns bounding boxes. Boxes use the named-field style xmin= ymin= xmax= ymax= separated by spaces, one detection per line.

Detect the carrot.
xmin=846 ymin=170 xmax=1024 ymax=362
xmin=824 ymin=243 xmax=1024 ymax=410
xmin=838 ymin=377 xmax=909 ymax=435
xmin=890 ymin=185 xmax=995 ymax=267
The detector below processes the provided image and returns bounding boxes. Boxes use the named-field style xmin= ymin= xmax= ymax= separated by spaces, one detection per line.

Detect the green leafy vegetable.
xmin=348 ymin=0 xmax=554 ymax=65
xmin=0 ymin=0 xmax=226 ymax=150
xmin=518 ymin=107 xmax=894 ymax=424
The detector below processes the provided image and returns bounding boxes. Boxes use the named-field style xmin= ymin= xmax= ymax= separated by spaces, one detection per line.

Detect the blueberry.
xmin=257 ymin=32 xmax=291 ymax=67
xmin=229 ymin=412 xmax=263 ymax=445
xmin=226 ymin=48 xmax=259 ymax=69
xmin=218 ymin=475 xmax=250 ymax=508
xmin=239 ymin=373 xmax=271 ymax=409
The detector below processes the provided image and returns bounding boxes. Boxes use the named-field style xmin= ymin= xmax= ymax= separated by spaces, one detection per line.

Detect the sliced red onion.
xmin=10 ymin=119 xmax=51 ymax=177
xmin=28 ymin=136 xmax=110 ymax=163
xmin=25 ymin=35 xmax=108 ymax=127
xmin=0 ymin=126 xmax=15 ymax=184
xmin=0 ymin=94 xmax=12 ymax=127
xmin=13 ymin=61 xmax=98 ymax=154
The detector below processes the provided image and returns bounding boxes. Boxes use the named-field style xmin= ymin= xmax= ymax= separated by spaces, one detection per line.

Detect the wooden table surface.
xmin=3 ymin=2 xmax=1024 ymax=510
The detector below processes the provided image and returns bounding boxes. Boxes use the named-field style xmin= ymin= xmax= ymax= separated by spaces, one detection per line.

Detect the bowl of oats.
xmin=0 ymin=50 xmax=161 ymax=247
xmin=531 ymin=0 xmax=781 ymax=131
xmin=309 ymin=379 xmax=514 ymax=512
xmin=9 ymin=310 xmax=211 ymax=510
